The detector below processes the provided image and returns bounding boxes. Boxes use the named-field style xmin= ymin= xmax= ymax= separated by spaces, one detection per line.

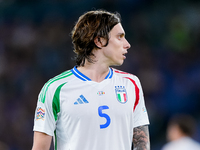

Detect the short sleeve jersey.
xmin=33 ymin=66 xmax=149 ymax=150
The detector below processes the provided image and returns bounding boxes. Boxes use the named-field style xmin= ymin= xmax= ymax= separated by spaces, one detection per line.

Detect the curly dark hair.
xmin=71 ymin=10 xmax=121 ymax=66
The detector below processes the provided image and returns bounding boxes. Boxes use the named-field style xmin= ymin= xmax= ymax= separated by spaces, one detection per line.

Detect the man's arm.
xmin=32 ymin=131 xmax=52 ymax=150
xmin=132 ymin=125 xmax=150 ymax=150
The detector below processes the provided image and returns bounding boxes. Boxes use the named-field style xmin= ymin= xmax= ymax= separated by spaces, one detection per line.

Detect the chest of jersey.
xmin=57 ymin=76 xmax=136 ymax=132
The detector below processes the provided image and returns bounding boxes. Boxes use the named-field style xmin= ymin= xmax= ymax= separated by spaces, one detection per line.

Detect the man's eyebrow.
xmin=117 ymin=32 xmax=125 ymax=36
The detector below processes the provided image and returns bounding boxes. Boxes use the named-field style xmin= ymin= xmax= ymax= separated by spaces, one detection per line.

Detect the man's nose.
xmin=124 ymin=38 xmax=131 ymax=49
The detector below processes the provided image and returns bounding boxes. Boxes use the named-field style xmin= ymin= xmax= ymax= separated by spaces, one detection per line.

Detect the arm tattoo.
xmin=132 ymin=125 xmax=150 ymax=150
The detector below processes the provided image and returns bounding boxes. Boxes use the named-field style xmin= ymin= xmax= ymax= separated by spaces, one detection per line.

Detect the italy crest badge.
xmin=115 ymin=86 xmax=128 ymax=104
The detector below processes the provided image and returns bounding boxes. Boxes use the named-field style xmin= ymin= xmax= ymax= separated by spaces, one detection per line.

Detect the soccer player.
xmin=32 ymin=10 xmax=150 ymax=150
xmin=161 ymin=114 xmax=200 ymax=150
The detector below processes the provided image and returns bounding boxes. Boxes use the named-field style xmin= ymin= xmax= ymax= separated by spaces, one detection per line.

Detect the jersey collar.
xmin=71 ymin=66 xmax=113 ymax=81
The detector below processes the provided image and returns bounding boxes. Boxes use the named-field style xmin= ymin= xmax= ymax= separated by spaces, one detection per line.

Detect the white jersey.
xmin=33 ymin=66 xmax=149 ymax=150
xmin=162 ymin=137 xmax=200 ymax=150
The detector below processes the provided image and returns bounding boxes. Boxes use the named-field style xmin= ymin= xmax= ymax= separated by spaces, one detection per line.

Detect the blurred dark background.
xmin=0 ymin=0 xmax=200 ymax=150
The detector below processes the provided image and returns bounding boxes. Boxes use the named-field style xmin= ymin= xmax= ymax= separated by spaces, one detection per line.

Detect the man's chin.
xmin=110 ymin=62 xmax=124 ymax=67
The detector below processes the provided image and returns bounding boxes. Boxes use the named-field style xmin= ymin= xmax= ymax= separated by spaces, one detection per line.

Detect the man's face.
xmin=167 ymin=124 xmax=182 ymax=141
xmin=101 ymin=23 xmax=131 ymax=66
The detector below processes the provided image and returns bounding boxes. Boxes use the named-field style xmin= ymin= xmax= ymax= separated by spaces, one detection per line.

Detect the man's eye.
xmin=119 ymin=34 xmax=125 ymax=39
xmin=118 ymin=35 xmax=123 ymax=39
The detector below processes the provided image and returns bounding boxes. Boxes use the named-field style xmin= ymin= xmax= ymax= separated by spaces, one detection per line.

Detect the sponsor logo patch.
xmin=36 ymin=107 xmax=45 ymax=120
xmin=115 ymin=86 xmax=128 ymax=104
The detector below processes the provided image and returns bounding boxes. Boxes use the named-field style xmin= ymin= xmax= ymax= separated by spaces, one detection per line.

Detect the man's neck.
xmin=77 ymin=62 xmax=110 ymax=83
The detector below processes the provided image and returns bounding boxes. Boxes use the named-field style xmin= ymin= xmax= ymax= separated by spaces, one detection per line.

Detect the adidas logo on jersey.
xmin=74 ymin=95 xmax=89 ymax=105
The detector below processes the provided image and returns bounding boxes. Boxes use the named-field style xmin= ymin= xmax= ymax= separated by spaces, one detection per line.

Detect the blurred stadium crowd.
xmin=0 ymin=0 xmax=200 ymax=150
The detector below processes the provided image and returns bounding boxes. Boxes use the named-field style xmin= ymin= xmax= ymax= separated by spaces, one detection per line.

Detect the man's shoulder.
xmin=44 ymin=69 xmax=75 ymax=90
xmin=112 ymin=68 xmax=138 ymax=80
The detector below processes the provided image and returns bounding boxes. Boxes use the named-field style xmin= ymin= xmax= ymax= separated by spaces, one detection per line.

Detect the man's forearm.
xmin=132 ymin=125 xmax=150 ymax=150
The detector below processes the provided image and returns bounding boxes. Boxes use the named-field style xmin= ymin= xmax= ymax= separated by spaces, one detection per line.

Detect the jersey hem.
xmin=33 ymin=126 xmax=54 ymax=136
xmin=133 ymin=121 xmax=150 ymax=128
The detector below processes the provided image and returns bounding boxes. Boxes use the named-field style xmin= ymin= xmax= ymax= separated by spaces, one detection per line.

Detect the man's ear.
xmin=94 ymin=37 xmax=106 ymax=49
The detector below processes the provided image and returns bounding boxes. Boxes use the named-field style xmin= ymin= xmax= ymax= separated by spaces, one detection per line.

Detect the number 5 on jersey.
xmin=98 ymin=105 xmax=111 ymax=129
